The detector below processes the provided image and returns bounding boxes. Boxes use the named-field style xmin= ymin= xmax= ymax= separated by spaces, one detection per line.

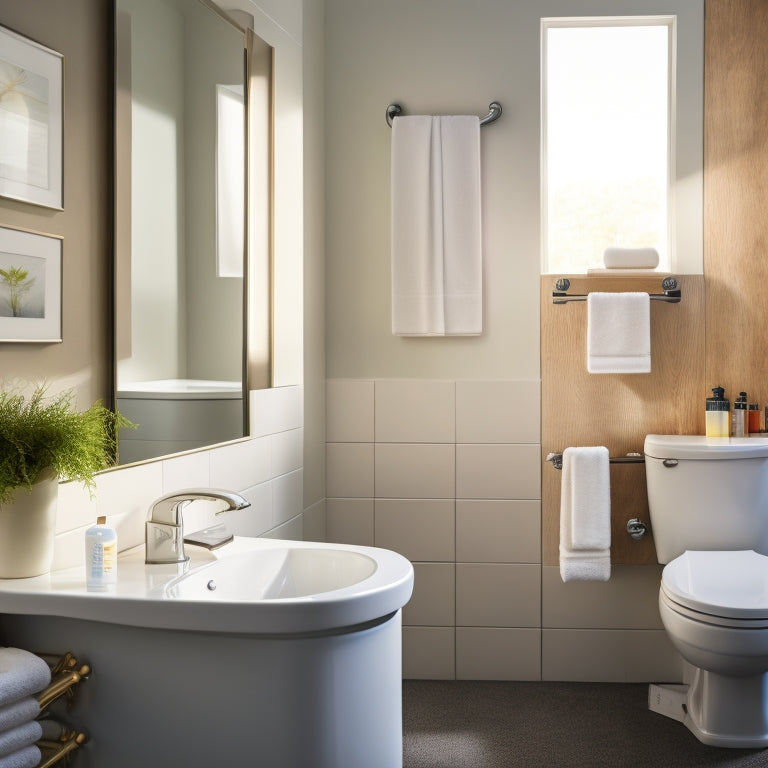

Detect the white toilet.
xmin=645 ymin=434 xmax=768 ymax=748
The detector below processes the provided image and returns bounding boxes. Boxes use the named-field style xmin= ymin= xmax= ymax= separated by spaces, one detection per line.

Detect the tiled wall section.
xmin=326 ymin=379 xmax=543 ymax=680
xmin=326 ymin=378 xmax=683 ymax=682
xmin=52 ymin=386 xmax=310 ymax=570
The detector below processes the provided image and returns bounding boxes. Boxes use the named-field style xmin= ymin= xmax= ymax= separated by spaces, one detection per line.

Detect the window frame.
xmin=540 ymin=15 xmax=677 ymax=275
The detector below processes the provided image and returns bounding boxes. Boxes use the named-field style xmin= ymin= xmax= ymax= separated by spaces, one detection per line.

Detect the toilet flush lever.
xmin=663 ymin=459 xmax=678 ymax=468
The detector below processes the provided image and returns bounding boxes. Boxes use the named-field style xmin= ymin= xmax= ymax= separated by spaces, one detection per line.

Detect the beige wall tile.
xmin=272 ymin=469 xmax=303 ymax=526
xmin=403 ymin=627 xmax=456 ymax=680
xmin=326 ymin=379 xmax=374 ymax=442
xmin=326 ymin=442 xmax=374 ymax=497
xmin=403 ymin=563 xmax=455 ymax=626
xmin=375 ymin=443 xmax=455 ymax=498
xmin=211 ymin=436 xmax=271 ymax=489
xmin=326 ymin=498 xmax=374 ymax=546
xmin=375 ymin=380 xmax=455 ymax=443
xmin=456 ymin=381 xmax=540 ymax=443
xmin=542 ymin=629 xmax=683 ymax=683
xmin=456 ymin=628 xmax=541 ymax=680
xmin=271 ymin=427 xmax=303 ymax=477
xmin=542 ymin=565 xmax=664 ymax=629
xmin=301 ymin=499 xmax=326 ymax=543
xmin=456 ymin=443 xmax=540 ymax=499
xmin=456 ymin=563 xmax=540 ymax=627
xmin=456 ymin=499 xmax=541 ymax=563
xmin=375 ymin=499 xmax=455 ymax=561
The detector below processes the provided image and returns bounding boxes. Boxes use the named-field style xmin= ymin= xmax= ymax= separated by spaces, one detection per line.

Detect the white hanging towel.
xmin=560 ymin=447 xmax=611 ymax=582
xmin=391 ymin=115 xmax=482 ymax=336
xmin=587 ymin=292 xmax=651 ymax=374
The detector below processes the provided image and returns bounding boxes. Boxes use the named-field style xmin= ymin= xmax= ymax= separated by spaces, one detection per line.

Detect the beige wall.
xmin=324 ymin=0 xmax=703 ymax=381
xmin=323 ymin=0 xmax=704 ymax=680
xmin=0 ymin=0 xmax=323 ymax=558
xmin=0 ymin=0 xmax=112 ymax=408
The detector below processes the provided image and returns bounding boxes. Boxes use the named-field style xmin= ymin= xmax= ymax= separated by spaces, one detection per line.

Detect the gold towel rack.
xmin=36 ymin=652 xmax=91 ymax=710
xmin=32 ymin=652 xmax=90 ymax=766
xmin=38 ymin=729 xmax=87 ymax=768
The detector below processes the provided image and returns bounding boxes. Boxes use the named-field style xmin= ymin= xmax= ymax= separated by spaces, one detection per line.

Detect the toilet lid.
xmin=661 ymin=550 xmax=768 ymax=620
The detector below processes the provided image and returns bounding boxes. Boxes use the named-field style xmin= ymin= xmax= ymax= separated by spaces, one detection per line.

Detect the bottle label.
xmin=102 ymin=541 xmax=116 ymax=573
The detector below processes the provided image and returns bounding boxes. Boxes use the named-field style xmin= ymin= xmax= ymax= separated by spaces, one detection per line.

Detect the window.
xmin=541 ymin=17 xmax=675 ymax=274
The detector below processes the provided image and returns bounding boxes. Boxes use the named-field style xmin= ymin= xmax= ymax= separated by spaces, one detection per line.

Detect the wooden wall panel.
xmin=541 ymin=274 xmax=705 ymax=566
xmin=705 ymin=0 xmax=768 ymax=408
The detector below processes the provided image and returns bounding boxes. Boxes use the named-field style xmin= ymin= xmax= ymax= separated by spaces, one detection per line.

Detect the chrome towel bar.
xmin=546 ymin=452 xmax=645 ymax=471
xmin=386 ymin=101 xmax=502 ymax=127
xmin=552 ymin=276 xmax=681 ymax=304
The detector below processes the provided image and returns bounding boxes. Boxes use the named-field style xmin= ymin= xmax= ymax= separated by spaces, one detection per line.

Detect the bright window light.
xmin=542 ymin=18 xmax=674 ymax=274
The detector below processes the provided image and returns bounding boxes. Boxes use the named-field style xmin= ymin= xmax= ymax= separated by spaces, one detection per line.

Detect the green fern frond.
xmin=0 ymin=382 xmax=135 ymax=505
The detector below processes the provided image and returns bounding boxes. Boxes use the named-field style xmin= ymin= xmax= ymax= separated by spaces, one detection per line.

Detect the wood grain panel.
xmin=705 ymin=0 xmax=768 ymax=409
xmin=541 ymin=274 xmax=705 ymax=565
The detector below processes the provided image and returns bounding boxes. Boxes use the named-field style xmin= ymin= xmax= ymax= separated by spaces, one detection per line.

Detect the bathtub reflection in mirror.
xmin=114 ymin=0 xmax=272 ymax=463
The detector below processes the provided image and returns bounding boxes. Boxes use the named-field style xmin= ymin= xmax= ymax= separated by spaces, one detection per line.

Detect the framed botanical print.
xmin=0 ymin=225 xmax=62 ymax=342
xmin=0 ymin=24 xmax=63 ymax=209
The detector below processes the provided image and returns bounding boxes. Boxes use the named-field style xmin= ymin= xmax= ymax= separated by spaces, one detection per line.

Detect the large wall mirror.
xmin=114 ymin=0 xmax=273 ymax=464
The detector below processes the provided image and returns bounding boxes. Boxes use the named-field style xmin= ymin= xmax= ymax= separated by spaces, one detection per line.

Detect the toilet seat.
xmin=662 ymin=550 xmax=768 ymax=622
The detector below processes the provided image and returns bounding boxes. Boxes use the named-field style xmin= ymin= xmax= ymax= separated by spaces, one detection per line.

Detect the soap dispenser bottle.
xmin=85 ymin=516 xmax=117 ymax=591
xmin=732 ymin=392 xmax=748 ymax=438
xmin=706 ymin=387 xmax=730 ymax=437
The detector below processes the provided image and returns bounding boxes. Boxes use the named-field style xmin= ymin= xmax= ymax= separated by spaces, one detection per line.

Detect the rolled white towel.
xmin=603 ymin=246 xmax=659 ymax=269
xmin=0 ymin=722 xmax=43 ymax=759
xmin=0 ymin=649 xmax=51 ymax=708
xmin=0 ymin=745 xmax=41 ymax=768
xmin=0 ymin=699 xmax=39 ymax=734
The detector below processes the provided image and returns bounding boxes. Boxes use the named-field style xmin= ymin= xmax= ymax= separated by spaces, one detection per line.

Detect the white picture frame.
xmin=0 ymin=24 xmax=63 ymax=210
xmin=0 ymin=225 xmax=62 ymax=343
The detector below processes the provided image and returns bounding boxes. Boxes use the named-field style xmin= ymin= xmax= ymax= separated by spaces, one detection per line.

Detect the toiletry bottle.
xmin=732 ymin=392 xmax=747 ymax=438
xmin=85 ymin=516 xmax=117 ymax=591
xmin=749 ymin=403 xmax=761 ymax=435
xmin=705 ymin=387 xmax=730 ymax=437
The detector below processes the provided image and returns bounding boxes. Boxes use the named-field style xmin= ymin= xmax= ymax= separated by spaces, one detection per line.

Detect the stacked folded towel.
xmin=0 ymin=648 xmax=51 ymax=768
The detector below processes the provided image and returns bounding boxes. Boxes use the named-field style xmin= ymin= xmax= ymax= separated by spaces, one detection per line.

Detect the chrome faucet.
xmin=145 ymin=488 xmax=250 ymax=564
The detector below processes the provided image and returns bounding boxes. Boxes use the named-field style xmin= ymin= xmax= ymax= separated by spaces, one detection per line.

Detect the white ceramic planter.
xmin=0 ymin=475 xmax=58 ymax=578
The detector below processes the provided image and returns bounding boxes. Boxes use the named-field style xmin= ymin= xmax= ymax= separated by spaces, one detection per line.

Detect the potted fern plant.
xmin=0 ymin=382 xmax=132 ymax=578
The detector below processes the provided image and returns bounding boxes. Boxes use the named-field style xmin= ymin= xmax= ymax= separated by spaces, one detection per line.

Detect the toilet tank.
xmin=644 ymin=435 xmax=768 ymax=563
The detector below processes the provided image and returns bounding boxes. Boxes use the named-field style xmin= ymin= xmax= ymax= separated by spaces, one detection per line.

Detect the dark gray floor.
xmin=403 ymin=681 xmax=768 ymax=767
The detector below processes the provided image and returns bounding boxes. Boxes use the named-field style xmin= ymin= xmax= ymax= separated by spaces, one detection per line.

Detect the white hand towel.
xmin=391 ymin=115 xmax=482 ymax=336
xmin=560 ymin=447 xmax=611 ymax=582
xmin=0 ymin=745 xmax=41 ymax=768
xmin=0 ymin=722 xmax=42 ymax=759
xmin=603 ymin=247 xmax=659 ymax=269
xmin=0 ymin=699 xmax=39 ymax=734
xmin=587 ymin=292 xmax=651 ymax=374
xmin=0 ymin=649 xmax=51 ymax=708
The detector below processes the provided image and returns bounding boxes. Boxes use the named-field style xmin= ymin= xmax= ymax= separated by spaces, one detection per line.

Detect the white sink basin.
xmin=0 ymin=536 xmax=414 ymax=635
xmin=165 ymin=547 xmax=377 ymax=600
